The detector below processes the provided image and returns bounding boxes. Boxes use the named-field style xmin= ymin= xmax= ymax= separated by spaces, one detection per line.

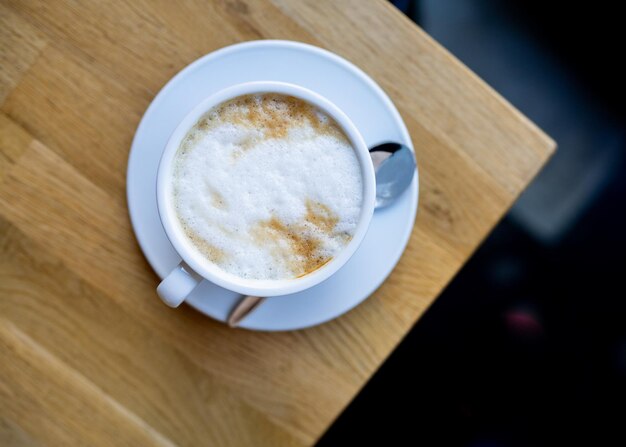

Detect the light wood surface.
xmin=0 ymin=0 xmax=555 ymax=445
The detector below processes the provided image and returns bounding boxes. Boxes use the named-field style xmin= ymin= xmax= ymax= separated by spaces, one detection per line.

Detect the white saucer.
xmin=127 ymin=40 xmax=418 ymax=331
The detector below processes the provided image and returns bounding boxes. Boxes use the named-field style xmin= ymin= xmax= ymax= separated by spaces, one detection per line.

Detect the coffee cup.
xmin=156 ymin=81 xmax=376 ymax=307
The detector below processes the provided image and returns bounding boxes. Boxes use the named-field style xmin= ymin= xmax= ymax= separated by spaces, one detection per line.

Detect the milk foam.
xmin=172 ymin=94 xmax=363 ymax=280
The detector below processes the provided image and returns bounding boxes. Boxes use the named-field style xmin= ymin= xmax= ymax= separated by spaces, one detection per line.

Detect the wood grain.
xmin=0 ymin=0 xmax=555 ymax=445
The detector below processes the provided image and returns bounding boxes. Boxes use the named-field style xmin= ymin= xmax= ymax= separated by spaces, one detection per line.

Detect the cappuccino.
xmin=171 ymin=94 xmax=363 ymax=280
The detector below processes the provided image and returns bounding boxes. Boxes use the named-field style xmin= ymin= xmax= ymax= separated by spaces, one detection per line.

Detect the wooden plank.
xmin=0 ymin=319 xmax=176 ymax=447
xmin=0 ymin=3 xmax=47 ymax=104
xmin=0 ymin=114 xmax=32 ymax=181
xmin=0 ymin=417 xmax=41 ymax=447
xmin=2 ymin=46 xmax=141 ymax=199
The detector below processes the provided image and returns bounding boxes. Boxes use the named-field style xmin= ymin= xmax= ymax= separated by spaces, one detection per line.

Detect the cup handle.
xmin=157 ymin=262 xmax=203 ymax=308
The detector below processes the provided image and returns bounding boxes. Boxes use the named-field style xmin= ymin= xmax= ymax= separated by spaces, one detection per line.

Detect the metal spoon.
xmin=227 ymin=142 xmax=416 ymax=328
xmin=369 ymin=142 xmax=417 ymax=208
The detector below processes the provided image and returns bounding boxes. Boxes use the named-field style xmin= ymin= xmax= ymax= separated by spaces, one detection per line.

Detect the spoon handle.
xmin=227 ymin=296 xmax=266 ymax=327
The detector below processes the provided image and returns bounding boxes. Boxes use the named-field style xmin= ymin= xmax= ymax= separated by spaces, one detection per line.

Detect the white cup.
xmin=156 ymin=81 xmax=376 ymax=307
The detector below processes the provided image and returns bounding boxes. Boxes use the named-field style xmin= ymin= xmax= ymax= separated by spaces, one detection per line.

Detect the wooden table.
xmin=0 ymin=1 xmax=555 ymax=445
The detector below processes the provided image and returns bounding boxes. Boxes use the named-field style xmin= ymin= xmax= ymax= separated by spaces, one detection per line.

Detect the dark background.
xmin=319 ymin=1 xmax=625 ymax=445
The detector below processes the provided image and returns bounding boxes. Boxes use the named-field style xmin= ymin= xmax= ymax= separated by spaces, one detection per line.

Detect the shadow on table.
xmin=319 ymin=0 xmax=626 ymax=445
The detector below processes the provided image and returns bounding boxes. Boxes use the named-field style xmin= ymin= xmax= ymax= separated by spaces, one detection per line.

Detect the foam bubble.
xmin=172 ymin=94 xmax=363 ymax=280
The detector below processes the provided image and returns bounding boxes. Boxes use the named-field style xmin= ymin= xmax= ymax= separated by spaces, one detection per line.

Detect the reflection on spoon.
xmin=227 ymin=142 xmax=416 ymax=328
